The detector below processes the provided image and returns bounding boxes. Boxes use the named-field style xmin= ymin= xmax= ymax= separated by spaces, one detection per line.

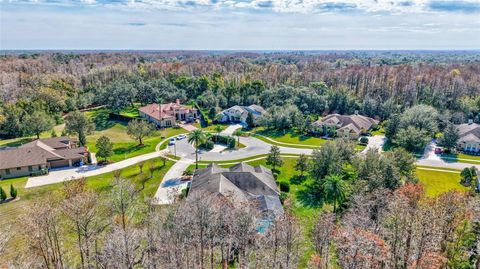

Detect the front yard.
xmin=0 ymin=158 xmax=174 ymax=263
xmin=85 ymin=107 xmax=185 ymax=162
xmin=415 ymin=167 xmax=468 ymax=197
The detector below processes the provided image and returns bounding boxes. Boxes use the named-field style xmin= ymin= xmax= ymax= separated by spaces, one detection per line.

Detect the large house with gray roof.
xmin=457 ymin=122 xmax=480 ymax=153
xmin=188 ymin=162 xmax=284 ymax=218
xmin=217 ymin=104 xmax=266 ymax=126
xmin=0 ymin=137 xmax=88 ymax=179
xmin=312 ymin=113 xmax=379 ymax=139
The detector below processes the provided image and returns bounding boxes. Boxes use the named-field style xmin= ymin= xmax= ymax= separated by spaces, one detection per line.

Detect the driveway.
xmin=25 ymin=149 xmax=169 ymax=188
xmin=153 ymin=158 xmax=193 ymax=205
xmin=179 ymin=123 xmax=198 ymax=132
xmin=416 ymin=141 xmax=480 ymax=170
xmin=360 ymin=135 xmax=386 ymax=154
xmin=221 ymin=124 xmax=243 ymax=136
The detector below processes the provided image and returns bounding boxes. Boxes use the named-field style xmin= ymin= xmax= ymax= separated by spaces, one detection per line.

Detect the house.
xmin=0 ymin=137 xmax=88 ymax=179
xmin=457 ymin=121 xmax=480 ymax=153
xmin=312 ymin=113 xmax=379 ymax=139
xmin=188 ymin=162 xmax=284 ymax=219
xmin=139 ymin=99 xmax=198 ymax=128
xmin=217 ymin=104 xmax=266 ymax=126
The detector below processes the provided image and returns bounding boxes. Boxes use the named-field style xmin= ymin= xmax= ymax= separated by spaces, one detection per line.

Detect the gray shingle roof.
xmin=313 ymin=113 xmax=378 ymax=134
xmin=0 ymin=137 xmax=87 ymax=170
xmin=457 ymin=123 xmax=480 ymax=142
xmin=189 ymin=163 xmax=283 ymax=216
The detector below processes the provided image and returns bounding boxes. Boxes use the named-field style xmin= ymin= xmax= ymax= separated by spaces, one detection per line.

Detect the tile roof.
xmin=139 ymin=101 xmax=197 ymax=121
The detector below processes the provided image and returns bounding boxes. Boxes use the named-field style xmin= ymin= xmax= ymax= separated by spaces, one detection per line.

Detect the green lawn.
xmin=0 ymin=124 xmax=65 ymax=147
xmin=438 ymin=153 xmax=480 ymax=164
xmin=0 ymin=158 xmax=174 ymax=263
xmin=415 ymin=168 xmax=468 ymax=197
xmin=85 ymin=107 xmax=185 ymax=162
xmin=254 ymin=128 xmax=328 ymax=147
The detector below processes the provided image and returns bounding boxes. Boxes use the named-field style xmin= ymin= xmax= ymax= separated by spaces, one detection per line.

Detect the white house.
xmin=457 ymin=121 xmax=480 ymax=153
xmin=217 ymin=104 xmax=266 ymax=126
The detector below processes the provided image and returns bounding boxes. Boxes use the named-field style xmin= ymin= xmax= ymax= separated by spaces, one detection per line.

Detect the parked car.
xmin=434 ymin=147 xmax=443 ymax=154
xmin=176 ymin=134 xmax=187 ymax=140
xmin=169 ymin=138 xmax=176 ymax=146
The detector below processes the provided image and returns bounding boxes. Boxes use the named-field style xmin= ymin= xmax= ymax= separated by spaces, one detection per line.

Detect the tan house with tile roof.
xmin=0 ymin=137 xmax=88 ymax=179
xmin=312 ymin=113 xmax=379 ymax=139
xmin=139 ymin=99 xmax=198 ymax=128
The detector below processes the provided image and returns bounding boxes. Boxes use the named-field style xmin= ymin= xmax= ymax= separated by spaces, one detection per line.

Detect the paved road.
xmin=153 ymin=158 xmax=193 ymax=205
xmin=25 ymin=150 xmax=169 ymax=188
xmin=417 ymin=141 xmax=480 ymax=170
xmin=169 ymin=135 xmax=313 ymax=162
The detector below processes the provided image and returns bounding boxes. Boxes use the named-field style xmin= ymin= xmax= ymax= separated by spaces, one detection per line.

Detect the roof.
xmin=222 ymin=104 xmax=266 ymax=118
xmin=0 ymin=137 xmax=87 ymax=170
xmin=139 ymin=101 xmax=197 ymax=121
xmin=457 ymin=123 xmax=480 ymax=143
xmin=189 ymin=162 xmax=283 ymax=216
xmin=313 ymin=113 xmax=379 ymax=134
xmin=21 ymin=136 xmax=75 ymax=149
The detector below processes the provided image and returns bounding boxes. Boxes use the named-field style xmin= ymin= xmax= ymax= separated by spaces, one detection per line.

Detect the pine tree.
xmin=10 ymin=184 xmax=17 ymax=199
xmin=0 ymin=187 xmax=6 ymax=202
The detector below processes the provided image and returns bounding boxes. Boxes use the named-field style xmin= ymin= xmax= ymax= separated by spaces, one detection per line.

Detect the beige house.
xmin=312 ymin=113 xmax=379 ymax=139
xmin=0 ymin=137 xmax=88 ymax=179
xmin=217 ymin=104 xmax=266 ymax=126
xmin=457 ymin=122 xmax=480 ymax=153
xmin=139 ymin=99 xmax=198 ymax=128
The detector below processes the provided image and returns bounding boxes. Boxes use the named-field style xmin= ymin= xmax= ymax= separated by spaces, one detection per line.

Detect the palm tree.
xmin=322 ymin=174 xmax=349 ymax=213
xmin=188 ymin=129 xmax=206 ymax=169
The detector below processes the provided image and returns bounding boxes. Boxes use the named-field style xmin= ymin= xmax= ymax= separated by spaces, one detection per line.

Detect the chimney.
xmin=468 ymin=119 xmax=473 ymax=125
xmin=176 ymin=99 xmax=180 ymax=105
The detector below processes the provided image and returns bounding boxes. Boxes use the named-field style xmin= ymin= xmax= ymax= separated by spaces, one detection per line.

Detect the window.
xmin=6 ymin=169 xmax=10 ymax=175
xmin=28 ymin=166 xmax=33 ymax=172
xmin=16 ymin=167 xmax=21 ymax=170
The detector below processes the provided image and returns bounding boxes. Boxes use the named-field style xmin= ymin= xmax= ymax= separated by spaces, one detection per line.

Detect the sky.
xmin=0 ymin=0 xmax=480 ymax=50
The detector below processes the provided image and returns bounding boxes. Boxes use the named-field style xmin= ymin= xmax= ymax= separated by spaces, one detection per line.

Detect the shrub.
xmin=212 ymin=134 xmax=236 ymax=149
xmin=279 ymin=192 xmax=288 ymax=204
xmin=359 ymin=136 xmax=369 ymax=145
xmin=279 ymin=181 xmax=290 ymax=192
xmin=10 ymin=184 xmax=17 ymax=199
xmin=0 ymin=187 xmax=6 ymax=202
xmin=200 ymin=140 xmax=214 ymax=151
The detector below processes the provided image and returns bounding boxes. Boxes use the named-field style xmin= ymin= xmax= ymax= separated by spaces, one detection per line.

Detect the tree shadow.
xmin=296 ymin=184 xmax=324 ymax=208
xmin=89 ymin=108 xmax=117 ymax=131
xmin=113 ymin=144 xmax=147 ymax=155
xmin=290 ymin=175 xmax=306 ymax=185
xmin=0 ymin=137 xmax=35 ymax=147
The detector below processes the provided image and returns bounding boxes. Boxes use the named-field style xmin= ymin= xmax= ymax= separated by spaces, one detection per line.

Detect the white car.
xmin=168 ymin=138 xmax=176 ymax=145
xmin=176 ymin=134 xmax=187 ymax=140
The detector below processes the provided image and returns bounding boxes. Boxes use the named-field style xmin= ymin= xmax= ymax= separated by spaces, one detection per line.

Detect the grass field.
xmin=0 ymin=158 xmax=174 ymax=263
xmin=254 ymin=128 xmax=328 ymax=146
xmin=85 ymin=108 xmax=185 ymax=162
xmin=415 ymin=168 xmax=468 ymax=197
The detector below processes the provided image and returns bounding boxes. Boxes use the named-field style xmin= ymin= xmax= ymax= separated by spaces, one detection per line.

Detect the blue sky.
xmin=1 ymin=0 xmax=479 ymax=50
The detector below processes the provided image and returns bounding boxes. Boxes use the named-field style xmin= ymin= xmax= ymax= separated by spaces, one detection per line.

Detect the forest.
xmin=1 ymin=51 xmax=480 ymax=268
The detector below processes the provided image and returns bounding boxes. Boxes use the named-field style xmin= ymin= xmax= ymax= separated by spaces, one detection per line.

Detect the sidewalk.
xmin=153 ymin=158 xmax=194 ymax=205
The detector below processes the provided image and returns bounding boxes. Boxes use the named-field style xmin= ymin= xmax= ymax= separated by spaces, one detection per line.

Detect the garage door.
xmin=49 ymin=160 xmax=70 ymax=168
